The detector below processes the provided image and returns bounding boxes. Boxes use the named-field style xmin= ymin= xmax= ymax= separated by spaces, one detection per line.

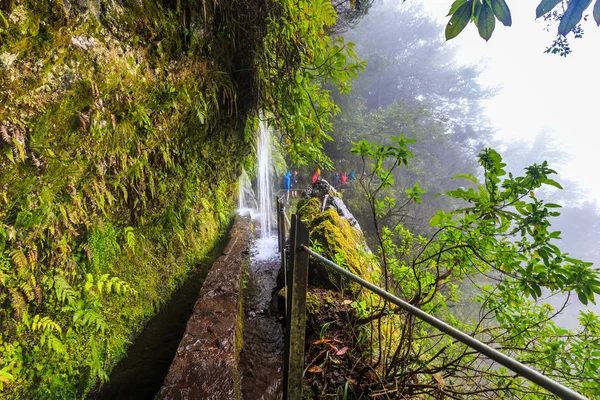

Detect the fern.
xmin=18 ymin=280 xmax=35 ymax=302
xmin=32 ymin=315 xmax=62 ymax=335
xmin=40 ymin=333 xmax=66 ymax=355
xmin=9 ymin=249 xmax=28 ymax=272
xmin=9 ymin=289 xmax=27 ymax=320
xmin=48 ymin=276 xmax=77 ymax=306
xmin=84 ymin=273 xmax=137 ymax=297
xmin=124 ymin=226 xmax=136 ymax=252
xmin=89 ymin=337 xmax=108 ymax=383
xmin=73 ymin=307 xmax=107 ymax=333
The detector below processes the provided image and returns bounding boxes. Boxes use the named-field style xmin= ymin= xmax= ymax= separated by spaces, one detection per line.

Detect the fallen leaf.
xmin=313 ymin=338 xmax=341 ymax=345
xmin=326 ymin=343 xmax=339 ymax=352
xmin=336 ymin=346 xmax=348 ymax=355
xmin=346 ymin=377 xmax=357 ymax=385
xmin=343 ymin=299 xmax=352 ymax=305
xmin=307 ymin=365 xmax=323 ymax=373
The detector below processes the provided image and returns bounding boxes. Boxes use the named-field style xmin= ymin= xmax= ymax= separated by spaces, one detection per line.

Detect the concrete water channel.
xmin=97 ymin=121 xmax=284 ymax=399
xmin=92 ymin=223 xmax=234 ymax=399
xmin=95 ymin=215 xmax=285 ymax=399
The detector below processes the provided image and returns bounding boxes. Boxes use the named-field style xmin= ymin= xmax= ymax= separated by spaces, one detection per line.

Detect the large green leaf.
xmin=473 ymin=0 xmax=482 ymax=21
xmin=452 ymin=173 xmax=478 ymax=184
xmin=477 ymin=1 xmax=496 ymax=41
xmin=536 ymin=0 xmax=563 ymax=18
xmin=447 ymin=0 xmax=471 ymax=16
xmin=491 ymin=0 xmax=512 ymax=26
xmin=594 ymin=0 xmax=600 ymax=25
xmin=446 ymin=0 xmax=474 ymax=40
xmin=558 ymin=0 xmax=593 ymax=35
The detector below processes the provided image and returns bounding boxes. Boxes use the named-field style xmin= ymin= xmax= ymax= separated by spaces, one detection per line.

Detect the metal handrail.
xmin=300 ymin=244 xmax=588 ymax=400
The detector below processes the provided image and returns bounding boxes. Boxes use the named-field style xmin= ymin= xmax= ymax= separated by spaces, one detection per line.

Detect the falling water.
xmin=257 ymin=120 xmax=274 ymax=238
xmin=238 ymin=168 xmax=257 ymax=216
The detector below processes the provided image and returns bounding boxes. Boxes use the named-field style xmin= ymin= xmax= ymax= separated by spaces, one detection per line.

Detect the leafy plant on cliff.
xmin=258 ymin=0 xmax=366 ymax=167
xmin=348 ymin=138 xmax=600 ymax=398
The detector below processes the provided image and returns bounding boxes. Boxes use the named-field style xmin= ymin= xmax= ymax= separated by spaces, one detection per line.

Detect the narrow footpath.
xmin=240 ymin=234 xmax=284 ymax=400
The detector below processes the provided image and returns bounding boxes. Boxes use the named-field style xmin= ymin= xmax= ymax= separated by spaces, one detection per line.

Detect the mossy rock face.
xmin=296 ymin=197 xmax=321 ymax=227
xmin=309 ymin=208 xmax=380 ymax=295
xmin=0 ymin=1 xmax=262 ymax=398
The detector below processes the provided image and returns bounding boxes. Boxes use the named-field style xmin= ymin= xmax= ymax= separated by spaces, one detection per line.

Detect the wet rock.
xmin=296 ymin=181 xmax=380 ymax=295
xmin=300 ymin=179 xmax=362 ymax=231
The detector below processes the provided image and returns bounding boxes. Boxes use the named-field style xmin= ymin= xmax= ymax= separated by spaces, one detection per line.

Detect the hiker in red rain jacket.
xmin=312 ymin=168 xmax=320 ymax=184
xmin=340 ymin=172 xmax=347 ymax=185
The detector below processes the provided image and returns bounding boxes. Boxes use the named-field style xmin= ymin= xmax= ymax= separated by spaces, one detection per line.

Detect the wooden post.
xmin=283 ymin=215 xmax=309 ymax=400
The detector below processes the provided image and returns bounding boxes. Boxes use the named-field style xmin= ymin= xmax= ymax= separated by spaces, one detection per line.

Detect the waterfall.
xmin=237 ymin=168 xmax=256 ymax=216
xmin=256 ymin=120 xmax=274 ymax=238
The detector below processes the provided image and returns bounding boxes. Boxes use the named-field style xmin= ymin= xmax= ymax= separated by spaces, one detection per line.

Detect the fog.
xmin=421 ymin=0 xmax=600 ymax=206
xmin=420 ymin=0 xmax=600 ymax=326
xmin=335 ymin=0 xmax=600 ymax=328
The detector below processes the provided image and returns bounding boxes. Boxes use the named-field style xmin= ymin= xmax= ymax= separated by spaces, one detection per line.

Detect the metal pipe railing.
xmin=300 ymin=245 xmax=588 ymax=400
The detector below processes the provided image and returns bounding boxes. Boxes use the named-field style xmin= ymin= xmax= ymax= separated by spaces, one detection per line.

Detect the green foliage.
xmin=536 ymin=0 xmax=564 ymax=18
xmin=445 ymin=0 xmax=600 ymax=49
xmin=445 ymin=0 xmax=475 ymax=40
xmin=558 ymin=0 xmax=594 ymax=35
xmin=258 ymin=0 xmax=366 ymax=166
xmin=347 ymin=138 xmax=600 ymax=398
xmin=0 ymin=0 xmax=249 ymax=397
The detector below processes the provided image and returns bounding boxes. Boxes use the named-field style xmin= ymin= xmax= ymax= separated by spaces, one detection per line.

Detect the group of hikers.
xmin=311 ymin=169 xmax=359 ymax=186
xmin=281 ymin=170 xmax=299 ymax=191
xmin=280 ymin=168 xmax=363 ymax=198
xmin=329 ymin=170 xmax=356 ymax=186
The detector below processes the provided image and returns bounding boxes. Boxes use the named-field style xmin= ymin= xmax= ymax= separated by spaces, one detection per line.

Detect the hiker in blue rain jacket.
xmin=284 ymin=171 xmax=292 ymax=202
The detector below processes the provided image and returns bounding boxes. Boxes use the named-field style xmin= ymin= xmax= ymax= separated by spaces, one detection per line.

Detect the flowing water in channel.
xmin=240 ymin=233 xmax=283 ymax=400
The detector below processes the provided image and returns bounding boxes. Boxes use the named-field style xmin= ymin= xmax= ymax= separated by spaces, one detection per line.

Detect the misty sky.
xmin=418 ymin=0 xmax=600 ymax=206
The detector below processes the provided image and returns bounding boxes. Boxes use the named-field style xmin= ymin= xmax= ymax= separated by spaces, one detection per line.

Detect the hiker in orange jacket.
xmin=312 ymin=168 xmax=320 ymax=184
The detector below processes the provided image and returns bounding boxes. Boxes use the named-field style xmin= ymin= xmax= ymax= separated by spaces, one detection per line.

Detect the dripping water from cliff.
xmin=257 ymin=119 xmax=274 ymax=239
xmin=238 ymin=168 xmax=257 ymax=217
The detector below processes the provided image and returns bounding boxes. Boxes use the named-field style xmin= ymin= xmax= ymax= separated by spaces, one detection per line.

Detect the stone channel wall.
xmin=157 ymin=216 xmax=251 ymax=400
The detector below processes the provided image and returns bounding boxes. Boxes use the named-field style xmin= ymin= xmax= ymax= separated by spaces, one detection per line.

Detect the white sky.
xmin=418 ymin=0 xmax=600 ymax=206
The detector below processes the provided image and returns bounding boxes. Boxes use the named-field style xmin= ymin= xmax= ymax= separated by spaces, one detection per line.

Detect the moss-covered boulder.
xmin=296 ymin=197 xmax=321 ymax=227
xmin=308 ymin=208 xmax=380 ymax=295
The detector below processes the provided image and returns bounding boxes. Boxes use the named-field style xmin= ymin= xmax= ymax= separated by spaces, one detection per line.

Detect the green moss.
xmin=296 ymin=197 xmax=321 ymax=227
xmin=234 ymin=257 xmax=247 ymax=400
xmin=305 ymin=291 xmax=322 ymax=316
xmin=309 ymin=208 xmax=381 ymax=295
xmin=0 ymin=0 xmax=257 ymax=398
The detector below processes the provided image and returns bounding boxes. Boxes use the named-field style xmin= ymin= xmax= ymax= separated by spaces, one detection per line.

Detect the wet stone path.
xmin=241 ymin=234 xmax=284 ymax=400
